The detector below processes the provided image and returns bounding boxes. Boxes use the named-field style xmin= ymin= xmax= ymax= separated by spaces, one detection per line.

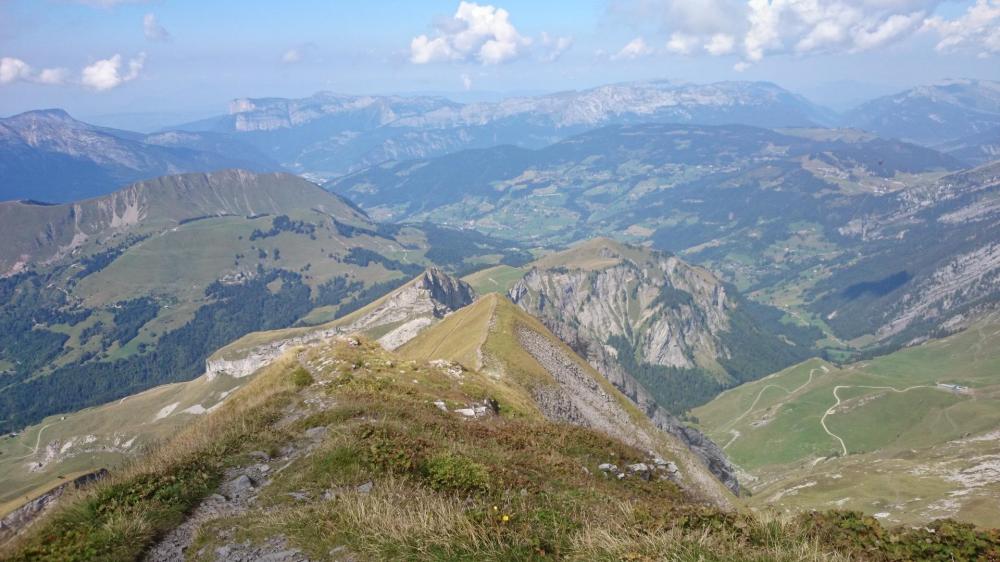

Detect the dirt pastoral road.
xmin=819 ymin=384 xmax=938 ymax=456
xmin=722 ymin=366 xmax=827 ymax=441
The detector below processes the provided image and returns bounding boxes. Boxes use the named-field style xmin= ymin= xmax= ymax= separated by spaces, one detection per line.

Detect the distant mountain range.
xmin=172 ymin=78 xmax=1000 ymax=179
xmin=0 ymin=110 xmax=281 ymax=202
xmin=173 ymin=81 xmax=837 ymax=178
xmin=6 ymin=79 xmax=1000 ymax=205
xmin=843 ymin=79 xmax=1000 ymax=148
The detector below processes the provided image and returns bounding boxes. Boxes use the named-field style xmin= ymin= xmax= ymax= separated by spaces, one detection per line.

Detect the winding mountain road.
xmin=820 ymin=384 xmax=937 ymax=456
xmin=723 ymin=366 xmax=825 ymax=432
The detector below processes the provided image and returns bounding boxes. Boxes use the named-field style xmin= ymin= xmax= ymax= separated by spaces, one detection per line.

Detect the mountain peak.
xmin=11 ymin=108 xmax=73 ymax=119
xmin=4 ymin=108 xmax=80 ymax=127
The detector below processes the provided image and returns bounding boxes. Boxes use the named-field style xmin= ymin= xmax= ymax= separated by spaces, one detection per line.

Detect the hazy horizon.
xmin=2 ymin=0 xmax=998 ymax=123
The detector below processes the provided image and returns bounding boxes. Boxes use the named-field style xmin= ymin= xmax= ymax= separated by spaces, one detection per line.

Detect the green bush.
xmin=798 ymin=510 xmax=1000 ymax=562
xmin=291 ymin=366 xmax=314 ymax=388
xmin=423 ymin=452 xmax=490 ymax=494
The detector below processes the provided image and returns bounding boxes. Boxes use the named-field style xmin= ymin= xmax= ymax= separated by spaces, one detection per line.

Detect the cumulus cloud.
xmin=666 ymin=32 xmax=699 ymax=54
xmin=461 ymin=73 xmax=473 ymax=90
xmin=282 ymin=49 xmax=303 ymax=64
xmin=705 ymin=33 xmax=736 ymax=55
xmin=611 ymin=0 xmax=745 ymax=35
xmin=81 ymin=53 xmax=145 ymax=91
xmin=923 ymin=0 xmax=1000 ymax=57
xmin=743 ymin=0 xmax=936 ymax=62
xmin=611 ymin=0 xmax=975 ymax=66
xmin=0 ymin=57 xmax=67 ymax=85
xmin=539 ymin=32 xmax=573 ymax=62
xmin=410 ymin=1 xmax=531 ymax=65
xmin=0 ymin=57 xmax=31 ymax=84
xmin=36 ymin=67 xmax=69 ymax=85
xmin=143 ymin=13 xmax=170 ymax=41
xmin=613 ymin=37 xmax=654 ymax=60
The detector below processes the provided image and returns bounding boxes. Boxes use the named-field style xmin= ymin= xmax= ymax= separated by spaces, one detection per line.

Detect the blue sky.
xmin=1 ymin=0 xmax=998 ymax=123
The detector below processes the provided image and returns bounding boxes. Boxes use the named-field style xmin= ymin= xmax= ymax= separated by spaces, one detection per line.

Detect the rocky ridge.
xmin=207 ymin=269 xmax=475 ymax=379
xmin=507 ymin=240 xmax=749 ymax=493
xmin=509 ymin=239 xmax=733 ymax=374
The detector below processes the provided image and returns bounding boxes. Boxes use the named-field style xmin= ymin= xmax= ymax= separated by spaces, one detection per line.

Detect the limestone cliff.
xmin=206 ymin=269 xmax=475 ymax=379
xmin=507 ymin=239 xmax=748 ymax=493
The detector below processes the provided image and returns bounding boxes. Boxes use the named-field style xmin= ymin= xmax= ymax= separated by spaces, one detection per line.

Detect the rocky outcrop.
xmin=0 ymin=469 xmax=107 ymax=545
xmin=508 ymin=241 xmax=740 ymax=494
xmin=509 ymin=243 xmax=732 ymax=373
xmin=516 ymin=324 xmax=738 ymax=501
xmin=518 ymin=327 xmax=648 ymax=450
xmin=206 ymin=269 xmax=474 ymax=379
xmin=598 ymin=350 xmax=740 ymax=494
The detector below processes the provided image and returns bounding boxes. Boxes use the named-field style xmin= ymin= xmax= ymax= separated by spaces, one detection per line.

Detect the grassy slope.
xmin=2 ymin=267 xmax=461 ymax=516
xmin=209 ymin=267 xmax=432 ymax=362
xmin=399 ymin=294 xmax=738 ymax=509
xmin=8 ymin=337 xmax=999 ymax=561
xmin=461 ymin=264 xmax=529 ymax=295
xmin=693 ymin=319 xmax=1000 ymax=527
xmin=0 ymin=372 xmax=247 ymax=518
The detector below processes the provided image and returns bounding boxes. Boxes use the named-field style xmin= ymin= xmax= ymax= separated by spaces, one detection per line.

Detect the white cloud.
xmin=410 ymin=1 xmax=531 ymax=65
xmin=744 ymin=0 xmax=936 ymax=62
xmin=0 ymin=57 xmax=31 ymax=84
xmin=282 ymin=49 xmax=303 ymax=64
xmin=666 ymin=32 xmax=699 ymax=55
xmin=611 ymin=0 xmax=746 ymax=35
xmin=923 ymin=0 xmax=1000 ymax=57
xmin=0 ymin=57 xmax=67 ymax=86
xmin=461 ymin=73 xmax=473 ymax=90
xmin=539 ymin=32 xmax=573 ymax=62
xmin=853 ymin=11 xmax=925 ymax=50
xmin=612 ymin=37 xmax=654 ymax=60
xmin=36 ymin=68 xmax=69 ymax=85
xmin=143 ymin=13 xmax=170 ymax=42
xmin=612 ymin=0 xmax=961 ymax=66
xmin=705 ymin=33 xmax=736 ymax=55
xmin=81 ymin=53 xmax=145 ymax=91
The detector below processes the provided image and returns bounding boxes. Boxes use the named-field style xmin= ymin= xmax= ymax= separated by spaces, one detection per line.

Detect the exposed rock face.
xmin=518 ymin=327 xmax=647 ymax=449
xmin=206 ymin=269 xmax=474 ymax=379
xmin=509 ymin=241 xmax=733 ymax=373
xmin=818 ymin=162 xmax=1000 ymax=344
xmin=879 ymin=241 xmax=1000 ymax=341
xmin=0 ymin=469 xmax=107 ymax=544
xmin=516 ymin=325 xmax=738 ymax=501
xmin=508 ymin=241 xmax=740 ymax=493
xmin=228 ymin=92 xmax=458 ymax=133
xmin=598 ymin=354 xmax=740 ymax=495
xmin=351 ymin=267 xmax=476 ymax=344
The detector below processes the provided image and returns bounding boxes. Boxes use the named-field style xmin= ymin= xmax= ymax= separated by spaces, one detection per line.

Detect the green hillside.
xmin=0 ymin=170 xmax=528 ymax=432
xmin=399 ymin=293 xmax=738 ymax=507
xmin=6 ymin=329 xmax=1000 ymax=561
xmin=0 ymin=268 xmax=478 ymax=522
xmin=694 ymin=318 xmax=1000 ymax=527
